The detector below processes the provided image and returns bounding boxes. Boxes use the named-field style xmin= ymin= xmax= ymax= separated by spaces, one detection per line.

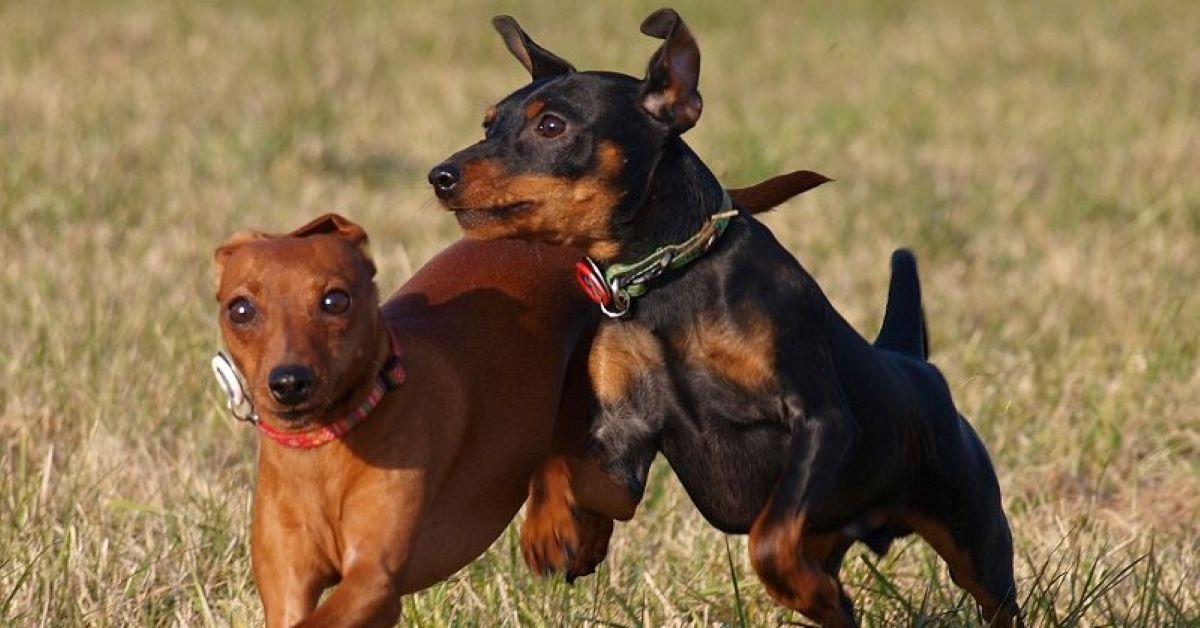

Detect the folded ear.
xmin=212 ymin=229 xmax=267 ymax=296
xmin=288 ymin=212 xmax=366 ymax=244
xmin=639 ymin=9 xmax=702 ymax=133
xmin=492 ymin=16 xmax=576 ymax=80
xmin=288 ymin=213 xmax=375 ymax=278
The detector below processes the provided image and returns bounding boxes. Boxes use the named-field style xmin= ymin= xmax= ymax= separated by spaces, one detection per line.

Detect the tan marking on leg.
xmin=521 ymin=456 xmax=615 ymax=578
xmin=903 ymin=513 xmax=1013 ymax=627
xmin=589 ymin=323 xmax=663 ymax=405
xmin=674 ymin=310 xmax=776 ymax=392
xmin=748 ymin=512 xmax=853 ymax=627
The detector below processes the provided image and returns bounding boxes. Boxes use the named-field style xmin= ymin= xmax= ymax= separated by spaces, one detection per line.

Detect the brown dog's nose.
xmin=268 ymin=365 xmax=314 ymax=407
xmin=428 ymin=163 xmax=460 ymax=199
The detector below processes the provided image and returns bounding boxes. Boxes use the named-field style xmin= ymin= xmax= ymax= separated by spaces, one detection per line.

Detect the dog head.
xmin=213 ymin=213 xmax=382 ymax=426
xmin=428 ymin=9 xmax=703 ymax=262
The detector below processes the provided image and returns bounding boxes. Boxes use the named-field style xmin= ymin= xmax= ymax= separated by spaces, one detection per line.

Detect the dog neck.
xmin=611 ymin=137 xmax=726 ymax=264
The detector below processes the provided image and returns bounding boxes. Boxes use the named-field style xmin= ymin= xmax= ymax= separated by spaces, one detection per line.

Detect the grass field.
xmin=2 ymin=0 xmax=1198 ymax=625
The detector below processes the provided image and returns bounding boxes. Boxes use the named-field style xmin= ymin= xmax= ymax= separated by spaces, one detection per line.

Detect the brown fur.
xmin=446 ymin=143 xmax=625 ymax=260
xmin=524 ymin=99 xmax=546 ymax=119
xmin=522 ymin=453 xmax=639 ymax=578
xmin=902 ymin=513 xmax=1014 ymax=626
xmin=727 ymin=170 xmax=831 ymax=215
xmin=748 ymin=513 xmax=852 ymax=628
xmin=589 ymin=321 xmax=664 ymax=405
xmin=674 ymin=310 xmax=776 ymax=392
xmin=520 ymin=456 xmax=614 ymax=578
xmin=214 ymin=215 xmax=597 ymax=627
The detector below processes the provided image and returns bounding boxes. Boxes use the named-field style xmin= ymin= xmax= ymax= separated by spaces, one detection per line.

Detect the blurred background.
xmin=1 ymin=0 xmax=1196 ymax=624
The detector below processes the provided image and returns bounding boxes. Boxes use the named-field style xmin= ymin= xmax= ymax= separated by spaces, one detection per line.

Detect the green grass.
xmin=1 ymin=0 xmax=1198 ymax=625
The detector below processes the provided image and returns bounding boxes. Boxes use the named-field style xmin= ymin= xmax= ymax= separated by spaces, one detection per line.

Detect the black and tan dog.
xmin=429 ymin=10 xmax=1019 ymax=626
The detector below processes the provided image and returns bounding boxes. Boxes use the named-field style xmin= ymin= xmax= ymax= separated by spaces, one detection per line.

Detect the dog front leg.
xmin=256 ymin=565 xmax=328 ymax=628
xmin=522 ymin=456 xmax=615 ymax=580
xmin=253 ymin=521 xmax=336 ymax=628
xmin=748 ymin=344 xmax=860 ymax=627
xmin=521 ymin=433 xmax=655 ymax=580
xmin=292 ymin=561 xmax=401 ymax=628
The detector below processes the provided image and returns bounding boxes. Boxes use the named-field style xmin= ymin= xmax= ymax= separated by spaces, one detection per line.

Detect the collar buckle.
xmin=576 ymin=191 xmax=737 ymax=319
xmin=576 ymin=257 xmax=631 ymax=318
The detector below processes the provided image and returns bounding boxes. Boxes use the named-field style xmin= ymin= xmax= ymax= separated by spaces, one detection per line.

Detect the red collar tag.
xmin=575 ymin=259 xmax=613 ymax=307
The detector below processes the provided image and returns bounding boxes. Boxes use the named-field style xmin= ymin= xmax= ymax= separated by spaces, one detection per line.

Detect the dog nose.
xmin=428 ymin=163 xmax=460 ymax=198
xmin=267 ymin=365 xmax=315 ymax=406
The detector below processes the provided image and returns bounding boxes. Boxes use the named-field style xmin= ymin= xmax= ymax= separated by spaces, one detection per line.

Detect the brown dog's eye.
xmin=228 ymin=297 xmax=256 ymax=325
xmin=320 ymin=289 xmax=351 ymax=315
xmin=536 ymin=114 xmax=566 ymax=138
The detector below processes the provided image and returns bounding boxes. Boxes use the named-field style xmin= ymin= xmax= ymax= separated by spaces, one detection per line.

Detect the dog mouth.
xmin=271 ymin=403 xmax=321 ymax=423
xmin=451 ymin=202 xmax=533 ymax=229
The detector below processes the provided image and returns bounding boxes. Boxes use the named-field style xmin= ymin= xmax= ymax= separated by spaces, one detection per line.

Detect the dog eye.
xmin=535 ymin=114 xmax=566 ymax=138
xmin=320 ymin=289 xmax=351 ymax=315
xmin=228 ymin=297 xmax=256 ymax=325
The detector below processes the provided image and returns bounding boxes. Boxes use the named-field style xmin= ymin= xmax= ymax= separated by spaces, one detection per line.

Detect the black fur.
xmin=431 ymin=10 xmax=1019 ymax=625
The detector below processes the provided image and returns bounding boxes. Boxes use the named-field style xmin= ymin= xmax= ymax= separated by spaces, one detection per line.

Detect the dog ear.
xmin=288 ymin=212 xmax=367 ymax=244
xmin=639 ymin=9 xmax=702 ymax=134
xmin=493 ymin=16 xmax=576 ymax=80
xmin=212 ymin=229 xmax=267 ymax=296
xmin=288 ymin=213 xmax=376 ymax=278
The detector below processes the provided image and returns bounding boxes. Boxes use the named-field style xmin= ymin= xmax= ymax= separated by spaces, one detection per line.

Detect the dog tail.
xmin=727 ymin=170 xmax=831 ymax=215
xmin=874 ymin=248 xmax=929 ymax=359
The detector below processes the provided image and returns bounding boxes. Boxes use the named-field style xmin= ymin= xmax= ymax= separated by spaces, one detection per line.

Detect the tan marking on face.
xmin=596 ymin=140 xmax=624 ymax=176
xmin=483 ymin=105 xmax=498 ymax=127
xmin=674 ymin=309 xmax=776 ymax=392
xmin=446 ymin=142 xmax=627 ymax=261
xmin=589 ymin=323 xmax=663 ymax=405
xmin=524 ymin=99 xmax=546 ymax=119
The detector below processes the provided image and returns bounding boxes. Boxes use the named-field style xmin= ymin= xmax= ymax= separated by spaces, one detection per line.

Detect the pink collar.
xmin=257 ymin=330 xmax=406 ymax=449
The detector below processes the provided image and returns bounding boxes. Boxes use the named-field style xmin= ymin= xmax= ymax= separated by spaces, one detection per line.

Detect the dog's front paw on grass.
xmin=749 ymin=517 xmax=857 ymax=627
xmin=521 ymin=457 xmax=614 ymax=581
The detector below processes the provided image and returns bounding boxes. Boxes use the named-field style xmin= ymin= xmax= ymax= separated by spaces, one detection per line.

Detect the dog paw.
xmin=749 ymin=517 xmax=856 ymax=627
xmin=564 ymin=509 xmax=613 ymax=582
xmin=520 ymin=457 xmax=614 ymax=581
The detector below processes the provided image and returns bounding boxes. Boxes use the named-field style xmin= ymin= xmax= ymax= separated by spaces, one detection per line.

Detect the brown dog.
xmin=212 ymin=213 xmax=596 ymax=626
xmin=209 ymin=174 xmax=825 ymax=624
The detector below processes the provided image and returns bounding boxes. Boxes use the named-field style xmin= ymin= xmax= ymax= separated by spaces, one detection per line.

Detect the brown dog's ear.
xmin=288 ymin=212 xmax=367 ymax=245
xmin=212 ymin=229 xmax=267 ymax=296
xmin=728 ymin=171 xmax=833 ymax=215
xmin=492 ymin=16 xmax=576 ymax=80
xmin=288 ymin=213 xmax=376 ymax=279
xmin=639 ymin=9 xmax=702 ymax=134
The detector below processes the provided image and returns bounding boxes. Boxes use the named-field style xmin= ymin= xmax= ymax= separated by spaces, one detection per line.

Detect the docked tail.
xmin=874 ymin=249 xmax=929 ymax=359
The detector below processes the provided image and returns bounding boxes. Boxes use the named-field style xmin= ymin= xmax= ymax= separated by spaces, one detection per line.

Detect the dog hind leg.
xmin=902 ymin=438 xmax=1020 ymax=628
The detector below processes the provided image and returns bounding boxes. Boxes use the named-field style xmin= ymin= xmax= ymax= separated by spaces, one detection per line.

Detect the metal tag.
xmin=211 ymin=352 xmax=256 ymax=423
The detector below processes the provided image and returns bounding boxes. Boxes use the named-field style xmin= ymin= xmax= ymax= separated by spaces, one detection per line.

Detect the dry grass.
xmin=1 ymin=0 xmax=1197 ymax=625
